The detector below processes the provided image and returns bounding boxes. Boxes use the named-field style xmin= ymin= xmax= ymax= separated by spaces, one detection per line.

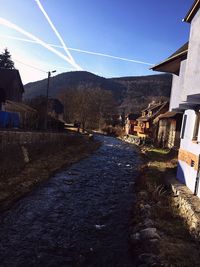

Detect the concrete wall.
xmin=169 ymin=60 xmax=187 ymax=111
xmin=170 ymin=9 xmax=200 ymax=111
xmin=177 ymin=110 xmax=200 ymax=197
xmin=170 ymin=8 xmax=200 ymax=197
xmin=183 ymin=9 xmax=200 ymax=100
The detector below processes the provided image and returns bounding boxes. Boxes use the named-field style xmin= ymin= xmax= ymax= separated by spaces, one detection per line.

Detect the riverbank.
xmin=130 ymin=147 xmax=200 ymax=266
xmin=0 ymin=133 xmax=100 ymax=212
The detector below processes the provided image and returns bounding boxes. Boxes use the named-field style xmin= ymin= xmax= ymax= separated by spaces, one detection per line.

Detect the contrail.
xmin=0 ymin=18 xmax=82 ymax=70
xmin=0 ymin=34 xmax=153 ymax=66
xmin=67 ymin=47 xmax=153 ymax=66
xmin=35 ymin=0 xmax=80 ymax=68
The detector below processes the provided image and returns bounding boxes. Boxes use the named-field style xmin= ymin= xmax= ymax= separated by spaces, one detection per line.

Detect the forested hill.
xmin=111 ymin=74 xmax=172 ymax=112
xmin=24 ymin=71 xmax=172 ymax=113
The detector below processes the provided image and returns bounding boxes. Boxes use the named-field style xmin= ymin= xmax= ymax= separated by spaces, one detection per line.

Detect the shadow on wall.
xmin=177 ymin=162 xmax=187 ymax=185
xmin=177 ymin=162 xmax=200 ymax=196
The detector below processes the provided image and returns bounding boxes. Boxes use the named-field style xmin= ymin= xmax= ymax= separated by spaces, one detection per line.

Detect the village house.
xmin=125 ymin=113 xmax=139 ymax=135
xmin=0 ymin=68 xmax=24 ymax=107
xmin=48 ymin=98 xmax=64 ymax=122
xmin=134 ymin=101 xmax=169 ymax=140
xmin=0 ymin=68 xmax=38 ymax=129
xmin=155 ymin=111 xmax=183 ymax=149
xmin=152 ymin=0 xmax=200 ymax=197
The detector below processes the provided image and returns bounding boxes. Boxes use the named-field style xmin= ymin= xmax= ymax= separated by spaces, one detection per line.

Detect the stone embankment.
xmin=168 ymin=176 xmax=200 ymax=240
xmin=129 ymin=147 xmax=200 ymax=266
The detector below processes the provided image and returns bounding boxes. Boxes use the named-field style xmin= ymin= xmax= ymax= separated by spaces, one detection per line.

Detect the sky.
xmin=0 ymin=0 xmax=194 ymax=84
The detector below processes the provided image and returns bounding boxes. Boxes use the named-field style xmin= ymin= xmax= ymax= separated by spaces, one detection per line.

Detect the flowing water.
xmin=0 ymin=135 xmax=140 ymax=267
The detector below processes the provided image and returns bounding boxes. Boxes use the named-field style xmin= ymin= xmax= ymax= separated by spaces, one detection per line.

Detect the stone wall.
xmin=0 ymin=130 xmax=84 ymax=180
xmin=0 ymin=130 xmax=68 ymax=151
xmin=170 ymin=177 xmax=200 ymax=240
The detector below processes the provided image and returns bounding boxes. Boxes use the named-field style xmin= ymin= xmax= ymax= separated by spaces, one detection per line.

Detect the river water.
xmin=0 ymin=135 xmax=140 ymax=267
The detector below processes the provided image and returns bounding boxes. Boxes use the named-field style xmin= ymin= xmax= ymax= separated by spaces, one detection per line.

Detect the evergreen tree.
xmin=0 ymin=48 xmax=15 ymax=69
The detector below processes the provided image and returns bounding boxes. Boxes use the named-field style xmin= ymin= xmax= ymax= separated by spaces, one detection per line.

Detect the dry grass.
xmin=131 ymin=146 xmax=200 ymax=266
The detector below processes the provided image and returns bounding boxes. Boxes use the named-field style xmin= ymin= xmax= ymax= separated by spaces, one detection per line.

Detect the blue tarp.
xmin=0 ymin=111 xmax=20 ymax=128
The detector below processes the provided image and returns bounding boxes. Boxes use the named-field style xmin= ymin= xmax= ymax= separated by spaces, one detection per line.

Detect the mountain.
xmin=24 ymin=71 xmax=172 ymax=113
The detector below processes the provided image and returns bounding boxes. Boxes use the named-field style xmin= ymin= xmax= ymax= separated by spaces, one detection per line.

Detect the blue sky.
xmin=0 ymin=0 xmax=193 ymax=84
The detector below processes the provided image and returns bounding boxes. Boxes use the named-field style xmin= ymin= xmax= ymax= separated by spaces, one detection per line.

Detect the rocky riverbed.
xmin=0 ymin=135 xmax=140 ymax=267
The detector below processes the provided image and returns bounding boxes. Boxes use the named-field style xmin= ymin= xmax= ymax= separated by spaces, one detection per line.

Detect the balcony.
xmin=134 ymin=125 xmax=145 ymax=133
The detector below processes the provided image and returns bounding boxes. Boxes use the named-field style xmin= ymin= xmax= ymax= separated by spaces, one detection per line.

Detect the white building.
xmin=152 ymin=0 xmax=200 ymax=197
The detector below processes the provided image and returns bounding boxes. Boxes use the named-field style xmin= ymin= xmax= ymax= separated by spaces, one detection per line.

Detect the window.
xmin=193 ymin=112 xmax=200 ymax=141
xmin=181 ymin=114 xmax=187 ymax=139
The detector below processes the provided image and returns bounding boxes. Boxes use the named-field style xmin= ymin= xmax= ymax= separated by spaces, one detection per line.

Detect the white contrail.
xmin=0 ymin=18 xmax=82 ymax=70
xmin=35 ymin=0 xmax=80 ymax=68
xmin=0 ymin=34 xmax=153 ymax=66
xmin=67 ymin=47 xmax=153 ymax=66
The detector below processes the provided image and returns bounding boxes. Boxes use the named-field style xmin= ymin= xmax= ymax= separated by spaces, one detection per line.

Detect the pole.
xmin=44 ymin=71 xmax=51 ymax=130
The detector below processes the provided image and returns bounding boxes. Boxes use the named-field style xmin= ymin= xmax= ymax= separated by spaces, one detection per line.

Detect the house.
xmin=48 ymin=98 xmax=64 ymax=122
xmin=125 ymin=113 xmax=139 ymax=135
xmin=4 ymin=100 xmax=38 ymax=129
xmin=0 ymin=69 xmax=24 ymax=109
xmin=152 ymin=0 xmax=200 ymax=196
xmin=155 ymin=111 xmax=183 ymax=149
xmin=134 ymin=101 xmax=169 ymax=139
xmin=0 ymin=69 xmax=39 ymax=129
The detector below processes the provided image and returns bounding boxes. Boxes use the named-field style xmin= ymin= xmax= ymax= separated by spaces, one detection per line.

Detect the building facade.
xmin=156 ymin=111 xmax=183 ymax=149
xmin=152 ymin=0 xmax=200 ymax=197
xmin=125 ymin=113 xmax=139 ymax=135
xmin=134 ymin=101 xmax=169 ymax=139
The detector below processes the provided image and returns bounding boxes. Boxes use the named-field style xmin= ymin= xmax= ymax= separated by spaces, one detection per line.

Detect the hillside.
xmin=24 ymin=71 xmax=172 ymax=113
xmin=112 ymin=74 xmax=172 ymax=112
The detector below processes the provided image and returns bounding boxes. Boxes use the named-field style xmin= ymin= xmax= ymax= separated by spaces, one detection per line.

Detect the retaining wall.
xmin=169 ymin=177 xmax=200 ymax=240
xmin=0 ymin=130 xmax=68 ymax=151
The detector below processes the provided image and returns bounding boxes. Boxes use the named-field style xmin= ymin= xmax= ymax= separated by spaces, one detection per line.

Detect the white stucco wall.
xmin=175 ymin=9 xmax=200 ymax=197
xmin=177 ymin=160 xmax=198 ymax=196
xmin=177 ymin=109 xmax=200 ymax=197
xmin=169 ymin=60 xmax=187 ymax=111
xmin=183 ymin=9 xmax=200 ymax=100
xmin=180 ymin=110 xmax=200 ymax=154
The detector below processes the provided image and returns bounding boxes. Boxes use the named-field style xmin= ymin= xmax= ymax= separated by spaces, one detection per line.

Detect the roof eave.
xmin=183 ymin=0 xmax=200 ymax=23
xmin=151 ymin=50 xmax=188 ymax=74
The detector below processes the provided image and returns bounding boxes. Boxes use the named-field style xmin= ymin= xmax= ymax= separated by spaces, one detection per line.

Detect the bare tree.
xmin=59 ymin=86 xmax=117 ymax=131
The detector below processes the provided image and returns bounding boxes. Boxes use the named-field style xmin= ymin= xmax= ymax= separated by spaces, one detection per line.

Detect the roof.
xmin=151 ymin=42 xmax=188 ymax=75
xmin=158 ymin=111 xmax=181 ymax=119
xmin=127 ymin=113 xmax=139 ymax=120
xmin=142 ymin=101 xmax=167 ymax=112
xmin=5 ymin=100 xmax=37 ymax=113
xmin=48 ymin=98 xmax=64 ymax=114
xmin=153 ymin=111 xmax=183 ymax=124
xmin=137 ymin=101 xmax=169 ymax=122
xmin=0 ymin=68 xmax=24 ymax=93
xmin=184 ymin=0 xmax=200 ymax=23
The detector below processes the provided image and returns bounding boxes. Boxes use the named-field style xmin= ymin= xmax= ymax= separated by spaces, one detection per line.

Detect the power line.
xmin=14 ymin=58 xmax=47 ymax=73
